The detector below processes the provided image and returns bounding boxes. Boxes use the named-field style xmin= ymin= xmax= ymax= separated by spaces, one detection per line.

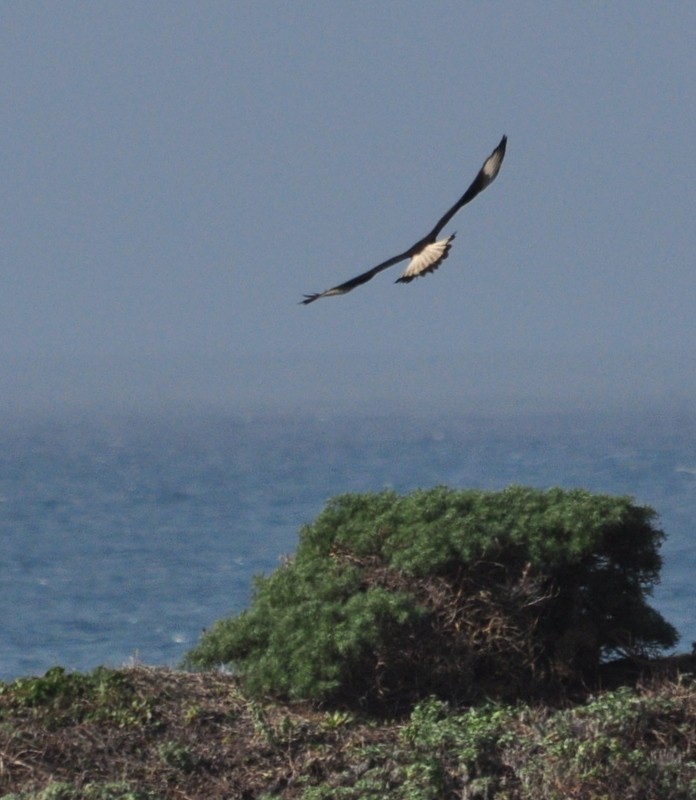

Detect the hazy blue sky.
xmin=2 ymin=3 xmax=695 ymax=414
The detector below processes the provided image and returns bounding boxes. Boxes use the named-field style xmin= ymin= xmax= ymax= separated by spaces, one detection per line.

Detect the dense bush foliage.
xmin=185 ymin=486 xmax=677 ymax=707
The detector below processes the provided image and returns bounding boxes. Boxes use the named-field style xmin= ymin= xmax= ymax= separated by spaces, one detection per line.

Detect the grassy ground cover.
xmin=2 ymin=661 xmax=695 ymax=799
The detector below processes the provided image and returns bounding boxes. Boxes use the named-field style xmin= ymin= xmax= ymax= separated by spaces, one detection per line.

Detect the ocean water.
xmin=1 ymin=408 xmax=695 ymax=682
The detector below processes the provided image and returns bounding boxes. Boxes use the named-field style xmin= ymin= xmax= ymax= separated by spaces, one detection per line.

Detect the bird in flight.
xmin=301 ymin=135 xmax=507 ymax=304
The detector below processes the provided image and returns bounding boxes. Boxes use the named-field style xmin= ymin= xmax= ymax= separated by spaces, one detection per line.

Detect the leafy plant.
xmin=0 ymin=666 xmax=153 ymax=728
xmin=0 ymin=782 xmax=161 ymax=800
xmin=185 ymin=487 xmax=677 ymax=708
xmin=300 ymin=684 xmax=696 ymax=800
xmin=509 ymin=684 xmax=696 ymax=799
xmin=322 ymin=710 xmax=355 ymax=730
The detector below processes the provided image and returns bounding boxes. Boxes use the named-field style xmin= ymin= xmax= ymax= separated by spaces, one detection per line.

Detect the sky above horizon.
xmin=2 ymin=3 xmax=695 ymax=415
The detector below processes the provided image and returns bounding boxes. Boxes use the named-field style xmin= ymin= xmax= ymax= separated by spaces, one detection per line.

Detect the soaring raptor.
xmin=301 ymin=135 xmax=507 ymax=304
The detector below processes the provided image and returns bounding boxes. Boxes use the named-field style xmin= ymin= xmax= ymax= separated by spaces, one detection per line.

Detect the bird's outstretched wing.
xmin=301 ymin=134 xmax=507 ymax=305
xmin=425 ymin=134 xmax=507 ymax=240
xmin=301 ymin=249 xmax=412 ymax=304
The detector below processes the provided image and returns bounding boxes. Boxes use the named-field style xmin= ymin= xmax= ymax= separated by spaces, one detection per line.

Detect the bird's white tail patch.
xmin=398 ymin=234 xmax=455 ymax=282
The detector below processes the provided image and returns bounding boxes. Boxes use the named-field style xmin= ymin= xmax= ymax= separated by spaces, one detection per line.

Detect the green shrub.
xmin=306 ymin=684 xmax=696 ymax=800
xmin=0 ymin=666 xmax=153 ymax=728
xmin=0 ymin=782 xmax=161 ymax=800
xmin=185 ymin=486 xmax=677 ymax=708
xmin=509 ymin=684 xmax=696 ymax=799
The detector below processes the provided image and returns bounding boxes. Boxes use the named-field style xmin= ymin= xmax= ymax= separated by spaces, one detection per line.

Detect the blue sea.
xmin=1 ymin=408 xmax=695 ymax=682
